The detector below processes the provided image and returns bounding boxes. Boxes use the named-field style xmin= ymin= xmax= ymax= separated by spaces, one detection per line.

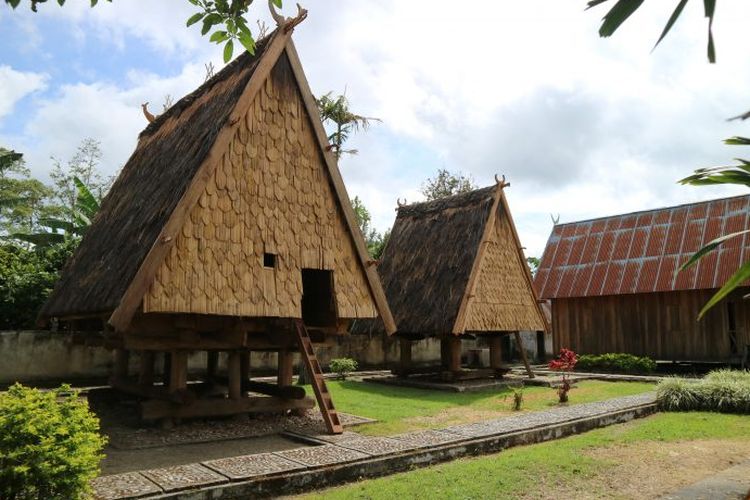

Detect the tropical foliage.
xmin=588 ymin=0 xmax=749 ymax=319
xmin=657 ymin=370 xmax=750 ymax=413
xmin=316 ymin=91 xmax=380 ymax=160
xmin=3 ymin=0 xmax=280 ymax=63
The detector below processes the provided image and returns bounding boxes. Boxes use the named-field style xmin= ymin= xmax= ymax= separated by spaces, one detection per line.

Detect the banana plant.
xmin=13 ymin=176 xmax=100 ymax=248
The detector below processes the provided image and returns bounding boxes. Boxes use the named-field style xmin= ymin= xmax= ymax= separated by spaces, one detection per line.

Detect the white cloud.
xmin=0 ymin=66 xmax=48 ymax=120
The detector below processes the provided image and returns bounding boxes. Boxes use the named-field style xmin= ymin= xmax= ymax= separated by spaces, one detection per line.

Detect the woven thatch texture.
xmin=373 ymin=186 xmax=496 ymax=337
xmin=40 ymin=34 xmax=277 ymax=319
xmin=463 ymin=199 xmax=546 ymax=332
xmin=143 ymin=54 xmax=377 ymax=319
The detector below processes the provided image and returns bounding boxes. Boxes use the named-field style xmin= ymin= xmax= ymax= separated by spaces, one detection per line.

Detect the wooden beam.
xmin=277 ymin=350 xmax=294 ymax=387
xmin=489 ymin=336 xmax=503 ymax=371
xmin=111 ymin=377 xmax=194 ymax=405
xmin=227 ymin=352 xmax=243 ymax=400
xmin=514 ymin=331 xmax=535 ymax=378
xmin=162 ymin=352 xmax=172 ymax=387
xmin=141 ymin=396 xmax=315 ymax=421
xmin=108 ymin=28 xmax=296 ymax=332
xmin=206 ymin=351 xmax=219 ymax=381
xmin=449 ymin=337 xmax=462 ymax=372
xmin=169 ymin=351 xmax=188 ymax=392
xmin=240 ymin=352 xmax=250 ymax=382
xmin=399 ymin=339 xmax=412 ymax=372
xmin=211 ymin=377 xmax=307 ymax=399
xmin=284 ymin=40 xmax=396 ymax=335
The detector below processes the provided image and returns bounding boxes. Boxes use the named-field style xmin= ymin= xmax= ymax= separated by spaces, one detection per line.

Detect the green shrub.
xmin=0 ymin=384 xmax=107 ymax=499
xmin=657 ymin=370 xmax=750 ymax=414
xmin=576 ymin=353 xmax=656 ymax=374
xmin=329 ymin=358 xmax=358 ymax=380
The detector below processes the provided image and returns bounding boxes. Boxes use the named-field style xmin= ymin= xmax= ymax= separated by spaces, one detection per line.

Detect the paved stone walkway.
xmin=91 ymin=392 xmax=656 ymax=499
xmin=661 ymin=459 xmax=750 ymax=500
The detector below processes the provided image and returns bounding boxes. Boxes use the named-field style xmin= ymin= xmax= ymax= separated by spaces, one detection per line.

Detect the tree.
xmin=0 ymin=149 xmax=54 ymax=236
xmin=316 ymin=92 xmax=380 ymax=160
xmin=527 ymin=256 xmax=540 ymax=278
xmin=49 ymin=138 xmax=109 ymax=214
xmin=351 ymin=196 xmax=387 ymax=259
xmin=14 ymin=177 xmax=100 ymax=248
xmin=4 ymin=0 xmax=285 ymax=63
xmin=587 ymin=0 xmax=750 ymax=318
xmin=421 ymin=169 xmax=477 ymax=201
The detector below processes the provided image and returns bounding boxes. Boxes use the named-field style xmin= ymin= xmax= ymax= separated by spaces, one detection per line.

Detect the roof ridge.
xmin=398 ymin=184 xmax=497 ymax=217
xmin=555 ymin=192 xmax=750 ymax=228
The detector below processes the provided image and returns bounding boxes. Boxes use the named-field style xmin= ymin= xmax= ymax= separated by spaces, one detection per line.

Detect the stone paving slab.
xmin=661 ymin=459 xmax=750 ymax=499
xmin=444 ymin=393 xmax=656 ymax=437
xmin=275 ymin=444 xmax=369 ymax=467
xmin=335 ymin=436 xmax=416 ymax=456
xmin=308 ymin=430 xmax=364 ymax=444
xmin=141 ymin=463 xmax=227 ymax=492
xmin=203 ymin=452 xmax=306 ymax=480
xmin=92 ymin=472 xmax=162 ymax=500
xmin=389 ymin=429 xmax=467 ymax=448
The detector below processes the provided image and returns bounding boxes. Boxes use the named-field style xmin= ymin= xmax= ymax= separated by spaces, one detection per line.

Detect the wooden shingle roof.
xmin=534 ymin=194 xmax=750 ymax=299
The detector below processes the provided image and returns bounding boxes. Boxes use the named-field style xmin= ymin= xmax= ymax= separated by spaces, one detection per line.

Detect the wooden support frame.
xmin=514 ymin=331 xmax=535 ymax=379
xmin=277 ymin=350 xmax=294 ymax=387
xmin=169 ymin=351 xmax=188 ymax=393
xmin=138 ymin=351 xmax=155 ymax=386
xmin=112 ymin=348 xmax=130 ymax=382
xmin=141 ymin=395 xmax=315 ymax=421
xmin=227 ymin=352 xmax=243 ymax=400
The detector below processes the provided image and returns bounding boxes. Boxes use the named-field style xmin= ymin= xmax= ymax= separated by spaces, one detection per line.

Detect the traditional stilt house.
xmin=360 ymin=179 xmax=547 ymax=380
xmin=38 ymin=15 xmax=394 ymax=433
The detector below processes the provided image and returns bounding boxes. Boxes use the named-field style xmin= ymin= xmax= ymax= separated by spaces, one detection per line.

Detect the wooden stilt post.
xmin=514 ymin=331 xmax=535 ymax=378
xmin=240 ymin=351 xmax=250 ymax=382
xmin=440 ymin=338 xmax=451 ymax=369
xmin=163 ymin=352 xmax=172 ymax=387
xmin=399 ymin=339 xmax=412 ymax=375
xmin=113 ymin=348 xmax=130 ymax=382
xmin=169 ymin=351 xmax=188 ymax=392
xmin=227 ymin=352 xmax=242 ymax=400
xmin=449 ymin=336 xmax=462 ymax=373
xmin=489 ymin=336 xmax=503 ymax=377
xmin=278 ymin=350 xmax=294 ymax=387
xmin=206 ymin=351 xmax=219 ymax=382
xmin=138 ymin=351 xmax=155 ymax=387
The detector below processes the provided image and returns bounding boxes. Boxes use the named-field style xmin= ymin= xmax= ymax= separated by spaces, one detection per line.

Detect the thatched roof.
xmin=40 ymin=34 xmax=276 ymax=320
xmin=356 ymin=184 xmax=546 ymax=338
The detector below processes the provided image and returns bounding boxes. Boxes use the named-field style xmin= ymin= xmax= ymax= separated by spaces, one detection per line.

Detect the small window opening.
xmin=263 ymin=253 xmax=277 ymax=268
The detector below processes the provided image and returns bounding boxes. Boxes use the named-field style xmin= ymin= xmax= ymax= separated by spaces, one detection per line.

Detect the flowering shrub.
xmin=548 ymin=348 xmax=578 ymax=403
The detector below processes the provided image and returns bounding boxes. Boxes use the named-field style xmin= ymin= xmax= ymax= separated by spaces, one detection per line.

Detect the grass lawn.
xmin=321 ymin=379 xmax=654 ymax=436
xmin=299 ymin=412 xmax=750 ymax=499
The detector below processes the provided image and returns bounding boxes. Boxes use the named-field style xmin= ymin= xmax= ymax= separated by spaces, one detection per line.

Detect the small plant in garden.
xmin=549 ymin=348 xmax=578 ymax=403
xmin=0 ymin=384 xmax=107 ymax=500
xmin=329 ymin=358 xmax=358 ymax=380
xmin=576 ymin=353 xmax=656 ymax=374
xmin=511 ymin=388 xmax=524 ymax=411
xmin=657 ymin=369 xmax=750 ymax=414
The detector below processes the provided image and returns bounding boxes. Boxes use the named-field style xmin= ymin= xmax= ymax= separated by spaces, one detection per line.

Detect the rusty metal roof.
xmin=534 ymin=194 xmax=750 ymax=299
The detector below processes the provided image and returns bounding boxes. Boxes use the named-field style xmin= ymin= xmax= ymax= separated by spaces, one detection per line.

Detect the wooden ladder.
xmin=293 ymin=319 xmax=343 ymax=434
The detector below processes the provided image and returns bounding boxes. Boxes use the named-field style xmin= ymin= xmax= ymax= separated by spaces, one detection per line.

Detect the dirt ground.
xmin=528 ymin=439 xmax=750 ymax=499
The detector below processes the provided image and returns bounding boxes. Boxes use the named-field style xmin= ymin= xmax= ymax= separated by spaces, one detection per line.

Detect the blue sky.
xmin=2 ymin=1 xmax=750 ymax=257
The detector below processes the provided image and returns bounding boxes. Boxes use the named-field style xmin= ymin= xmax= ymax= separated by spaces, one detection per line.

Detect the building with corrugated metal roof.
xmin=533 ymin=195 xmax=750 ymax=363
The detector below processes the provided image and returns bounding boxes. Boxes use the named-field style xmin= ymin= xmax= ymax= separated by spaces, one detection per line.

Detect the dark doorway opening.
xmin=301 ymin=269 xmax=336 ymax=327
xmin=536 ymin=331 xmax=546 ymax=362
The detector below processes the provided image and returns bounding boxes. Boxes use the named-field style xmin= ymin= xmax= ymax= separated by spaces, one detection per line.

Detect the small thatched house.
xmin=534 ymin=195 xmax=750 ymax=364
xmin=38 ymin=21 xmax=394 ymax=433
xmin=359 ymin=180 xmax=547 ymax=379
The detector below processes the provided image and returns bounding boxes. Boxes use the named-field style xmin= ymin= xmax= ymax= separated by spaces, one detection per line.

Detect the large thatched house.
xmin=534 ymin=195 xmax=750 ymax=363
xmin=359 ymin=180 xmax=547 ymax=379
xmin=38 ymin=22 xmax=394 ymax=433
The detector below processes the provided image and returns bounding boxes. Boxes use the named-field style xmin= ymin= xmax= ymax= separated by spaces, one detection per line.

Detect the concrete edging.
xmin=150 ymin=402 xmax=657 ymax=499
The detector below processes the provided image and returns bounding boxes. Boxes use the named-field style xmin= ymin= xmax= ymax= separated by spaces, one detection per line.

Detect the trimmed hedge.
xmin=657 ymin=369 xmax=750 ymax=414
xmin=576 ymin=353 xmax=656 ymax=374
xmin=0 ymin=384 xmax=106 ymax=499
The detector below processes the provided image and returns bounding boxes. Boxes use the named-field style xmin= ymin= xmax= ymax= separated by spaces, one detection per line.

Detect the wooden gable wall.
xmin=464 ymin=203 xmax=546 ymax=332
xmin=142 ymin=54 xmax=377 ymax=320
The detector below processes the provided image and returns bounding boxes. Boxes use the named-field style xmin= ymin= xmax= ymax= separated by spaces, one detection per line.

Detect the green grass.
xmin=299 ymin=412 xmax=750 ymax=500
xmin=320 ymin=379 xmax=654 ymax=435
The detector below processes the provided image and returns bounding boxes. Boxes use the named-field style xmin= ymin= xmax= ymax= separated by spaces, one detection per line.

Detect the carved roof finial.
xmin=268 ymin=1 xmax=308 ymax=33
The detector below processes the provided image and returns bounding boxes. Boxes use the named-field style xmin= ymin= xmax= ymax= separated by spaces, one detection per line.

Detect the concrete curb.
xmin=144 ymin=401 xmax=656 ymax=499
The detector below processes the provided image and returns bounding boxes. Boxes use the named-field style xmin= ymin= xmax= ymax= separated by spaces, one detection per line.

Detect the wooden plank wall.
xmin=142 ymin=54 xmax=377 ymax=320
xmin=464 ymin=205 xmax=546 ymax=332
xmin=551 ymin=288 xmax=750 ymax=361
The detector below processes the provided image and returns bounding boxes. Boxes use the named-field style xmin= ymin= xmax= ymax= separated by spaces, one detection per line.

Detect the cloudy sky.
xmin=2 ymin=1 xmax=750 ymax=257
